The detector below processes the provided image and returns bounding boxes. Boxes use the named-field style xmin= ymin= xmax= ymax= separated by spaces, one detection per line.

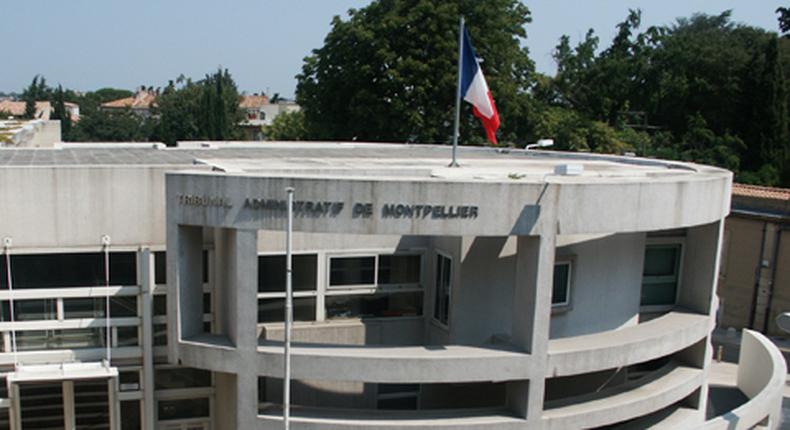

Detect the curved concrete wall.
xmin=701 ymin=330 xmax=787 ymax=430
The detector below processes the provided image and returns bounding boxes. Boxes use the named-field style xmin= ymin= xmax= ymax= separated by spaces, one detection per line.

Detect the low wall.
xmin=701 ymin=329 xmax=786 ymax=429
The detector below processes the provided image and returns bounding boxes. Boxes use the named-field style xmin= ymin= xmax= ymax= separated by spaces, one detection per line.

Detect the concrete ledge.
xmin=257 ymin=341 xmax=531 ymax=383
xmin=542 ymin=362 xmax=703 ymax=429
xmin=257 ymin=406 xmax=526 ymax=429
xmin=700 ymin=330 xmax=787 ymax=430
xmin=546 ymin=311 xmax=710 ymax=377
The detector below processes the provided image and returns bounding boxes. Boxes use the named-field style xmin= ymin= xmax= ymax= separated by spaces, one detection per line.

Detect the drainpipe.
xmin=762 ymin=226 xmax=786 ymax=333
xmin=748 ymin=222 xmax=768 ymax=330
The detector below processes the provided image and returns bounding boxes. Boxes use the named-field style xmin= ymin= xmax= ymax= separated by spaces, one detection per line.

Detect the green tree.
xmin=51 ymin=85 xmax=72 ymax=139
xmin=70 ymin=109 xmax=153 ymax=142
xmin=264 ymin=110 xmax=307 ymax=140
xmin=154 ymin=69 xmax=242 ymax=146
xmin=296 ymin=0 xmax=535 ymax=144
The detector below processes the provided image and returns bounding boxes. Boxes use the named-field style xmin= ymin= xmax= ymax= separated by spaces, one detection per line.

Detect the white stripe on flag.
xmin=463 ymin=69 xmax=494 ymax=119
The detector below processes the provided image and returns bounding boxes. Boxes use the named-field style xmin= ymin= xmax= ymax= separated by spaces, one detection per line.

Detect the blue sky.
xmin=0 ymin=1 xmax=782 ymax=97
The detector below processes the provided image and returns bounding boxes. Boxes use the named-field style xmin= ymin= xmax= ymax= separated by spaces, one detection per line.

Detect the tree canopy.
xmin=296 ymin=0 xmax=534 ymax=145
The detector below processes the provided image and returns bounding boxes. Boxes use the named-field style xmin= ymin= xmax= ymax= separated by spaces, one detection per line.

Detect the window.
xmin=153 ymin=324 xmax=167 ymax=346
xmin=121 ymin=400 xmax=141 ymax=430
xmin=258 ymin=254 xmax=317 ymax=292
xmin=116 ymin=326 xmax=139 ymax=346
xmin=330 ymin=256 xmax=375 ymax=286
xmin=154 ymin=251 xmax=208 ymax=285
xmin=13 ymin=299 xmax=56 ymax=321
xmin=433 ymin=253 xmax=452 ymax=326
xmin=63 ymin=296 xmax=138 ymax=319
xmin=120 ymin=370 xmax=141 ymax=391
xmin=157 ymin=398 xmax=210 ymax=421
xmin=641 ymin=244 xmax=682 ymax=307
xmin=0 ymin=252 xmax=136 ymax=289
xmin=328 ymin=254 xmax=422 ymax=288
xmin=16 ymin=328 xmax=106 ymax=350
xmin=257 ymin=298 xmax=316 ymax=323
xmin=325 ymin=291 xmax=422 ymax=320
xmin=377 ymin=383 xmax=420 ymax=410
xmin=552 ymin=262 xmax=571 ymax=307
xmin=155 ymin=368 xmax=211 ymax=390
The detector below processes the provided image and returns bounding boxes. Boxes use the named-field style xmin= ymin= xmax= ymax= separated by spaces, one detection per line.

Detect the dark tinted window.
xmin=258 ymin=298 xmax=316 ymax=323
xmin=326 ymin=292 xmax=422 ymax=320
xmin=0 ymin=252 xmax=136 ymax=289
xmin=378 ymin=255 xmax=421 ymax=284
xmin=329 ymin=256 xmax=375 ymax=286
xmin=258 ymin=254 xmax=317 ymax=292
xmin=154 ymin=368 xmax=211 ymax=390
xmin=157 ymin=398 xmax=209 ymax=420
xmin=154 ymin=251 xmax=208 ymax=285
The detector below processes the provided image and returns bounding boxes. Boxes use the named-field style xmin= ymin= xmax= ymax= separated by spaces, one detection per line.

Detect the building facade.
xmin=0 ymin=142 xmax=784 ymax=430
xmin=717 ymin=183 xmax=790 ymax=336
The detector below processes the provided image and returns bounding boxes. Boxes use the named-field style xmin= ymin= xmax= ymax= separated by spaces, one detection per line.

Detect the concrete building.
xmin=718 ymin=183 xmax=790 ymax=336
xmin=0 ymin=142 xmax=784 ymax=429
xmin=100 ymin=89 xmax=157 ymax=118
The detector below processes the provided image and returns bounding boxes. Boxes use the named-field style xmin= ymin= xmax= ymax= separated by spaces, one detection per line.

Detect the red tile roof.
xmin=101 ymin=90 xmax=156 ymax=109
xmin=239 ymin=95 xmax=269 ymax=109
xmin=732 ymin=183 xmax=790 ymax=202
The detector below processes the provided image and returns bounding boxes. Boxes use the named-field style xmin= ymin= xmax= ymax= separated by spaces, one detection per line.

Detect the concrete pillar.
xmin=138 ymin=249 xmax=156 ymax=430
xmin=509 ymin=234 xmax=555 ymax=422
xmin=213 ymin=372 xmax=238 ymax=429
xmin=8 ymin=382 xmax=20 ymax=430
xmin=63 ymin=381 xmax=75 ymax=430
xmin=108 ymin=377 xmax=120 ymax=430
xmin=168 ymin=224 xmax=203 ymax=361
xmin=678 ymin=220 xmax=725 ymax=422
xmin=214 ymin=228 xmax=259 ymax=427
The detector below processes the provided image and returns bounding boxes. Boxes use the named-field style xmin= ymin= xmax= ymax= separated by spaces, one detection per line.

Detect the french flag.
xmin=460 ymin=28 xmax=500 ymax=144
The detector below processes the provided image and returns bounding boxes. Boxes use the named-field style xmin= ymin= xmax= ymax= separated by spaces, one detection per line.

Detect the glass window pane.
xmin=552 ymin=264 xmax=570 ymax=305
xmin=121 ymin=400 xmax=141 ymax=430
xmin=378 ymin=396 xmax=418 ymax=410
xmin=153 ymin=324 xmax=167 ymax=346
xmin=258 ymin=254 xmax=317 ymax=292
xmin=154 ymin=368 xmax=211 ymax=390
xmin=14 ymin=299 xmax=56 ymax=321
xmin=258 ymin=298 xmax=316 ymax=323
xmin=64 ymin=298 xmax=104 ymax=319
xmin=157 ymin=398 xmax=210 ymax=421
xmin=378 ymin=255 xmax=421 ymax=284
xmin=0 ymin=252 xmax=136 ymax=289
xmin=111 ymin=296 xmax=137 ymax=317
xmin=153 ymin=251 xmax=208 ymax=285
xmin=329 ymin=257 xmax=375 ymax=286
xmin=153 ymin=295 xmax=167 ymax=316
xmin=326 ymin=292 xmax=422 ymax=320
xmin=641 ymin=282 xmax=678 ymax=306
xmin=119 ymin=371 xmax=140 ymax=391
xmin=643 ymin=246 xmax=679 ymax=277
xmin=16 ymin=328 xmax=106 ymax=351
xmin=433 ymin=254 xmax=451 ymax=325
xmin=116 ymin=326 xmax=139 ymax=346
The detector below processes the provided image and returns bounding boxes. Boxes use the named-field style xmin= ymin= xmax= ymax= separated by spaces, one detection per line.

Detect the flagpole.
xmin=283 ymin=187 xmax=294 ymax=430
xmin=449 ymin=16 xmax=464 ymax=168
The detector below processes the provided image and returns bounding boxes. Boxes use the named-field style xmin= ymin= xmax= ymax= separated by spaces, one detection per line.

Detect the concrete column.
xmin=8 ymin=382 xmax=20 ymax=430
xmin=138 ymin=249 xmax=156 ymax=430
xmin=108 ymin=377 xmax=120 ymax=430
xmin=168 ymin=224 xmax=203 ymax=361
xmin=214 ymin=228 xmax=259 ymax=427
xmin=63 ymin=381 xmax=75 ymax=430
xmin=509 ymin=234 xmax=555 ymax=422
xmin=678 ymin=220 xmax=725 ymax=422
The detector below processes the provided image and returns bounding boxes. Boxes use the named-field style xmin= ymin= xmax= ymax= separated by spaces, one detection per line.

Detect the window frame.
xmin=551 ymin=259 xmax=573 ymax=310
xmin=432 ymin=251 xmax=453 ymax=330
xmin=326 ymin=252 xmax=423 ymax=291
xmin=639 ymin=237 xmax=685 ymax=312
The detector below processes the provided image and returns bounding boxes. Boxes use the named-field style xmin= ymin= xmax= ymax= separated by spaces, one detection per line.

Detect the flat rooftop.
xmin=0 ymin=141 xmax=728 ymax=184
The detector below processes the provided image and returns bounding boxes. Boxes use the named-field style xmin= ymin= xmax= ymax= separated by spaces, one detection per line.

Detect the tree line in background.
xmin=8 ymin=2 xmax=790 ymax=187
xmin=293 ymin=2 xmax=790 ymax=187
xmin=12 ymin=69 xmax=243 ymax=146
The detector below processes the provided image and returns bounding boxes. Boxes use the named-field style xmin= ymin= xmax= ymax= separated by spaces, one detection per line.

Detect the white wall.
xmin=549 ymin=233 xmax=645 ymax=339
